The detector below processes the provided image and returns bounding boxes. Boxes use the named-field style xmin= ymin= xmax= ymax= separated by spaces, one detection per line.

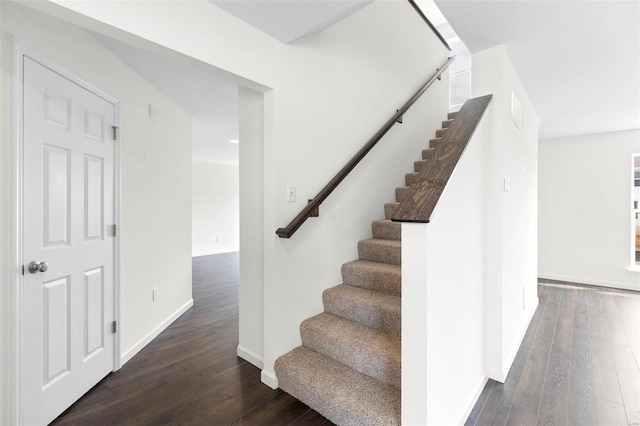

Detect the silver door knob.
xmin=28 ymin=261 xmax=48 ymax=273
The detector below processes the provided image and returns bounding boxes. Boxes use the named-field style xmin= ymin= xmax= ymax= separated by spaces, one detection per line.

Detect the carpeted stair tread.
xmin=358 ymin=238 xmax=401 ymax=265
xmin=429 ymin=138 xmax=442 ymax=149
xmin=274 ymin=111 xmax=459 ymax=424
xmin=300 ymin=313 xmax=401 ymax=388
xmin=405 ymin=172 xmax=420 ymax=186
xmin=384 ymin=202 xmax=399 ymax=219
xmin=414 ymin=159 xmax=430 ymax=173
xmin=422 ymin=148 xmax=435 ymax=160
xmin=395 ymin=187 xmax=409 ymax=203
xmin=372 ymin=219 xmax=401 ymax=241
xmin=323 ymin=284 xmax=401 ymax=335
xmin=274 ymin=346 xmax=400 ymax=426
xmin=341 ymin=260 xmax=401 ymax=296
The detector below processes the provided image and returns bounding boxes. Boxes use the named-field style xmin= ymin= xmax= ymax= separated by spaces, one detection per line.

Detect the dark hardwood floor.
xmin=52 ymin=254 xmax=640 ymax=426
xmin=466 ymin=281 xmax=640 ymax=426
xmin=52 ymin=253 xmax=332 ymax=426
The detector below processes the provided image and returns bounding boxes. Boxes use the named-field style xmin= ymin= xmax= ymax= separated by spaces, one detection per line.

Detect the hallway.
xmin=52 ymin=253 xmax=331 ymax=425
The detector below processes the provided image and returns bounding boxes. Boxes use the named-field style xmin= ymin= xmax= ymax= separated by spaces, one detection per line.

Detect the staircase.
xmin=274 ymin=112 xmax=458 ymax=426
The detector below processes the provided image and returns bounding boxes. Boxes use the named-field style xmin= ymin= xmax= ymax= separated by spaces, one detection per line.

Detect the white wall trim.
xmin=9 ymin=38 xmax=122 ymax=424
xmin=260 ymin=369 xmax=278 ymax=390
xmin=538 ymin=273 xmax=640 ymax=292
xmin=9 ymin=35 xmax=25 ymax=426
xmin=236 ymin=345 xmax=263 ymax=369
xmin=120 ymin=299 xmax=193 ymax=366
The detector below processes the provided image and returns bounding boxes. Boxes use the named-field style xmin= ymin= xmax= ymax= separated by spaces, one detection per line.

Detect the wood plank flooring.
xmin=467 ymin=281 xmax=640 ymax=426
xmin=52 ymin=253 xmax=332 ymax=426
xmin=51 ymin=254 xmax=639 ymax=426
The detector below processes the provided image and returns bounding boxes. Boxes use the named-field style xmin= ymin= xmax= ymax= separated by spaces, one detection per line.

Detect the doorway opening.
xmin=7 ymin=2 xmax=267 ymax=423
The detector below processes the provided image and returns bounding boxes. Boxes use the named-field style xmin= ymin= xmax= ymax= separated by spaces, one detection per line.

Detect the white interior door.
xmin=22 ymin=56 xmax=116 ymax=425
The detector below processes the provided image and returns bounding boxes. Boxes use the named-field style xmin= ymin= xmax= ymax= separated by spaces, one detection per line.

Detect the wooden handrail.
xmin=391 ymin=95 xmax=493 ymax=223
xmin=407 ymin=0 xmax=452 ymax=52
xmin=276 ymin=56 xmax=455 ymax=238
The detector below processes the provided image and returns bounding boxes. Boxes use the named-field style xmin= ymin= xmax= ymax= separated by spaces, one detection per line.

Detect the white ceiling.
xmin=210 ymin=0 xmax=372 ymax=43
xmin=435 ymin=0 xmax=640 ymax=140
xmin=92 ymin=32 xmax=240 ymax=166
xmin=93 ymin=0 xmax=639 ymax=156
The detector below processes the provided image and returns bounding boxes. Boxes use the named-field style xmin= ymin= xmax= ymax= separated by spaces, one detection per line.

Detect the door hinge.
xmin=111 ymin=321 xmax=117 ymax=333
xmin=112 ymin=126 xmax=119 ymax=140
xmin=109 ymin=224 xmax=117 ymax=237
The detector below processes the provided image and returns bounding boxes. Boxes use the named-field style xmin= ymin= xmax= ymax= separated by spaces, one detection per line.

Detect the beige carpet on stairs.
xmin=274 ymin=112 xmax=457 ymax=426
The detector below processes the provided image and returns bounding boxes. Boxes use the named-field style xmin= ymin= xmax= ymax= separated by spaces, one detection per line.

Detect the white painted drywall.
xmin=0 ymin=6 xmax=193 ymax=417
xmin=402 ymin=112 xmax=489 ymax=425
xmin=539 ymin=129 xmax=640 ymax=291
xmin=192 ymin=161 xmax=239 ymax=256
xmin=472 ymin=45 xmax=540 ymax=382
xmin=238 ymin=86 xmax=265 ymax=368
xmin=0 ymin=1 xmax=9 ymax=423
xmin=33 ymin=0 xmax=450 ymax=384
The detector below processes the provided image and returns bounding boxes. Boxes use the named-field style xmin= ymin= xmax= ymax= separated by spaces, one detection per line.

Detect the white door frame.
xmin=9 ymin=38 xmax=122 ymax=426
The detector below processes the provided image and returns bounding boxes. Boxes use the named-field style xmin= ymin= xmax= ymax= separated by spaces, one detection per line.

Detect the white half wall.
xmin=472 ymin=45 xmax=540 ymax=382
xmin=539 ymin=129 xmax=640 ymax=291
xmin=192 ymin=161 xmax=239 ymax=256
xmin=0 ymin=6 xmax=193 ymax=420
xmin=402 ymin=109 xmax=489 ymax=425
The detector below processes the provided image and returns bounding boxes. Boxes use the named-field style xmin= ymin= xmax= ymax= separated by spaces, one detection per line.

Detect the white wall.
xmin=32 ymin=0 xmax=450 ymax=384
xmin=238 ymin=86 xmax=266 ymax=369
xmin=472 ymin=45 xmax=540 ymax=382
xmin=0 ymin=4 xmax=193 ymax=420
xmin=192 ymin=161 xmax=239 ymax=256
xmin=0 ymin=1 xmax=9 ymax=422
xmin=402 ymin=113 xmax=489 ymax=425
xmin=539 ymin=129 xmax=640 ymax=291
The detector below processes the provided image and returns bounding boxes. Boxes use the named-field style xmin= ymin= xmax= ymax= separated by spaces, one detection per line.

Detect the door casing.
xmin=9 ymin=38 xmax=122 ymax=426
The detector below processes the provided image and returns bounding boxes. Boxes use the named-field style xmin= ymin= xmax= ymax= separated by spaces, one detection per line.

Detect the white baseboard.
xmin=120 ymin=299 xmax=194 ymax=365
xmin=458 ymin=375 xmax=489 ymax=426
xmin=261 ymin=369 xmax=278 ymax=390
xmin=538 ymin=273 xmax=640 ymax=292
xmin=237 ymin=345 xmax=263 ymax=369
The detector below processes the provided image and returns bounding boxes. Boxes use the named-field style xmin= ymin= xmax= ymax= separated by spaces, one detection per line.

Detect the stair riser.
xmin=436 ymin=128 xmax=446 ymax=138
xmin=429 ymin=138 xmax=441 ymax=149
xmin=301 ymin=321 xmax=401 ymax=389
xmin=372 ymin=220 xmax=401 ymax=241
xmin=275 ymin=347 xmax=401 ymax=426
xmin=323 ymin=290 xmax=401 ymax=335
xmin=341 ymin=261 xmax=401 ymax=296
xmin=422 ymin=148 xmax=435 ymax=160
xmin=405 ymin=173 xmax=419 ymax=186
xmin=395 ymin=187 xmax=409 ymax=203
xmin=414 ymin=160 xmax=429 ymax=173
xmin=442 ymin=119 xmax=454 ymax=128
xmin=448 ymin=111 xmax=458 ymax=120
xmin=384 ymin=203 xmax=399 ymax=220
xmin=358 ymin=240 xmax=401 ymax=266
